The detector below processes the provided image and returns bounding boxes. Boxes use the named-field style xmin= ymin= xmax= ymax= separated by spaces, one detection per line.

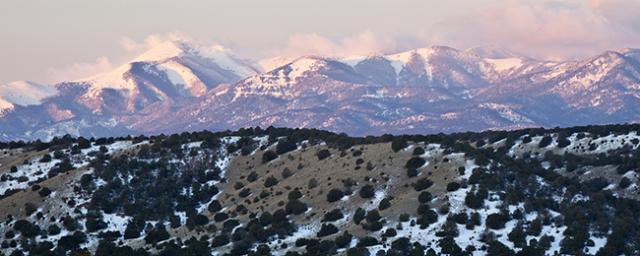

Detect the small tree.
xmin=326 ymin=189 xmax=345 ymax=202
xmin=359 ymin=184 xmax=375 ymax=199
xmin=538 ymin=136 xmax=553 ymax=148
xmin=317 ymin=149 xmax=331 ymax=160
xmin=262 ymin=150 xmax=278 ymax=163
xmin=391 ymin=138 xmax=408 ymax=152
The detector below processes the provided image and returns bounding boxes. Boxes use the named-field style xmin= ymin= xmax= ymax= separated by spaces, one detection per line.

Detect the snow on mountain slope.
xmin=484 ymin=58 xmax=524 ymax=72
xmin=232 ymin=56 xmax=367 ymax=100
xmin=79 ymin=40 xmax=259 ymax=100
xmin=3 ymin=44 xmax=640 ymax=140
xmin=0 ymin=98 xmax=12 ymax=116
xmin=384 ymin=47 xmax=435 ymax=76
xmin=106 ymin=46 xmax=640 ymax=138
xmin=0 ymin=81 xmax=58 ymax=112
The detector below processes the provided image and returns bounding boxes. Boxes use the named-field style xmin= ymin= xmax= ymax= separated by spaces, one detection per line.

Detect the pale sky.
xmin=1 ymin=0 xmax=639 ymax=84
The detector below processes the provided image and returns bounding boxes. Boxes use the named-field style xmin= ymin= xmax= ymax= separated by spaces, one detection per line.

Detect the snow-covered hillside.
xmin=1 ymin=125 xmax=640 ymax=255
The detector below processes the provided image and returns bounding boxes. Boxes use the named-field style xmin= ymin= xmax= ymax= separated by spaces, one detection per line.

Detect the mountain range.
xmin=2 ymin=40 xmax=640 ymax=141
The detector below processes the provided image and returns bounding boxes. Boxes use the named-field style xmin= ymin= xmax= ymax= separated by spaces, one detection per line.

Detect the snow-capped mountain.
xmin=74 ymin=40 xmax=259 ymax=114
xmin=158 ymin=46 xmax=640 ymax=136
xmin=0 ymin=40 xmax=260 ymax=140
xmin=1 ymin=43 xmax=640 ymax=140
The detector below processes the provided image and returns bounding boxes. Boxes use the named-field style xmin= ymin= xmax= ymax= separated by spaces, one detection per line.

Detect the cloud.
xmin=259 ymin=0 xmax=640 ymax=69
xmin=118 ymin=32 xmax=192 ymax=53
xmin=431 ymin=0 xmax=640 ymax=60
xmin=259 ymin=31 xmax=416 ymax=70
xmin=41 ymin=1 xmax=640 ymax=82
xmin=43 ymin=33 xmax=190 ymax=83
xmin=44 ymin=56 xmax=114 ymax=83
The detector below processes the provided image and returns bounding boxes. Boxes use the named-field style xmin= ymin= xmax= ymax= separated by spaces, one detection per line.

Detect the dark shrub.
xmin=262 ymin=150 xmax=278 ymax=163
xmin=378 ymin=198 xmax=391 ymax=211
xmin=557 ymin=136 xmax=571 ymax=148
xmin=357 ymin=236 xmax=379 ymax=247
xmin=25 ymin=203 xmax=37 ymax=216
xmin=413 ymin=147 xmax=425 ymax=155
xmin=317 ymin=224 xmax=339 ymax=237
xmin=417 ymin=204 xmax=431 ymax=215
xmin=14 ymin=219 xmax=40 ymax=238
xmin=335 ymin=231 xmax=352 ymax=248
xmin=365 ymin=210 xmax=381 ymax=223
xmin=308 ymin=178 xmax=318 ymax=189
xmin=417 ymin=210 xmax=438 ymax=229
xmin=619 ymin=177 xmax=632 ymax=189
xmin=85 ymin=213 xmax=107 ymax=232
xmin=187 ymin=214 xmax=209 ymax=228
xmin=322 ymin=209 xmax=344 ymax=222
xmin=413 ymin=178 xmax=434 ymax=191
xmin=391 ymin=237 xmax=409 ymax=251
xmin=238 ymin=188 xmax=251 ymax=198
xmin=353 ymin=208 xmax=366 ymax=224
xmin=211 ymin=234 xmax=230 ymax=247
xmin=584 ymin=177 xmax=609 ymax=192
xmin=208 ymin=200 xmax=222 ymax=213
xmin=123 ymin=221 xmax=142 ymax=239
xmin=144 ymin=225 xmax=170 ymax=244
xmin=276 ymin=139 xmax=297 ymax=155
xmin=359 ymin=184 xmax=375 ymax=199
xmin=286 ymin=200 xmax=308 ymax=215
xmin=317 ymin=149 xmax=331 ymax=160
xmin=538 ymin=136 xmax=552 ymax=148
xmin=48 ymin=224 xmax=61 ymax=236
xmin=38 ymin=187 xmax=52 ymax=197
xmin=264 ymin=176 xmax=279 ymax=187
xmin=58 ymin=231 xmax=87 ymax=250
xmin=418 ymin=191 xmax=432 ymax=204
xmin=214 ymin=212 xmax=229 ymax=222
xmin=281 ymin=168 xmax=293 ymax=179
xmin=446 ymin=182 xmax=461 ymax=192
xmin=326 ymin=189 xmax=345 ymax=202
xmin=347 ymin=247 xmax=369 ymax=256
xmin=247 ymin=171 xmax=259 ymax=182
xmin=405 ymin=157 xmax=426 ymax=169
xmin=391 ymin=138 xmax=408 ymax=152
xmin=486 ymin=213 xmax=508 ymax=230
xmin=487 ymin=241 xmax=515 ymax=255
xmin=39 ymin=154 xmax=52 ymax=163
xmin=407 ymin=168 xmax=419 ymax=178
xmin=288 ymin=189 xmax=303 ymax=200
xmin=259 ymin=212 xmax=273 ymax=226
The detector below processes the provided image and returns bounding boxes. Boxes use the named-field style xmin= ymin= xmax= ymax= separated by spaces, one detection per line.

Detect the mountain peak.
xmin=132 ymin=40 xmax=190 ymax=62
xmin=73 ymin=40 xmax=259 ymax=98
xmin=132 ymin=40 xmax=237 ymax=63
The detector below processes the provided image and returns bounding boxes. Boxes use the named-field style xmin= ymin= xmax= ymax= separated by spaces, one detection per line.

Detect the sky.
xmin=1 ymin=0 xmax=639 ymax=84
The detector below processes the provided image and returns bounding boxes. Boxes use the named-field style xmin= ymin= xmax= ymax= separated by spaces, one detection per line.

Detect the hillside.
xmin=1 ymin=124 xmax=640 ymax=255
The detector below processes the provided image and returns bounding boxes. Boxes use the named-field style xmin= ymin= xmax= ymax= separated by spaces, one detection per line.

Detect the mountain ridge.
xmin=2 ymin=41 xmax=640 ymax=141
